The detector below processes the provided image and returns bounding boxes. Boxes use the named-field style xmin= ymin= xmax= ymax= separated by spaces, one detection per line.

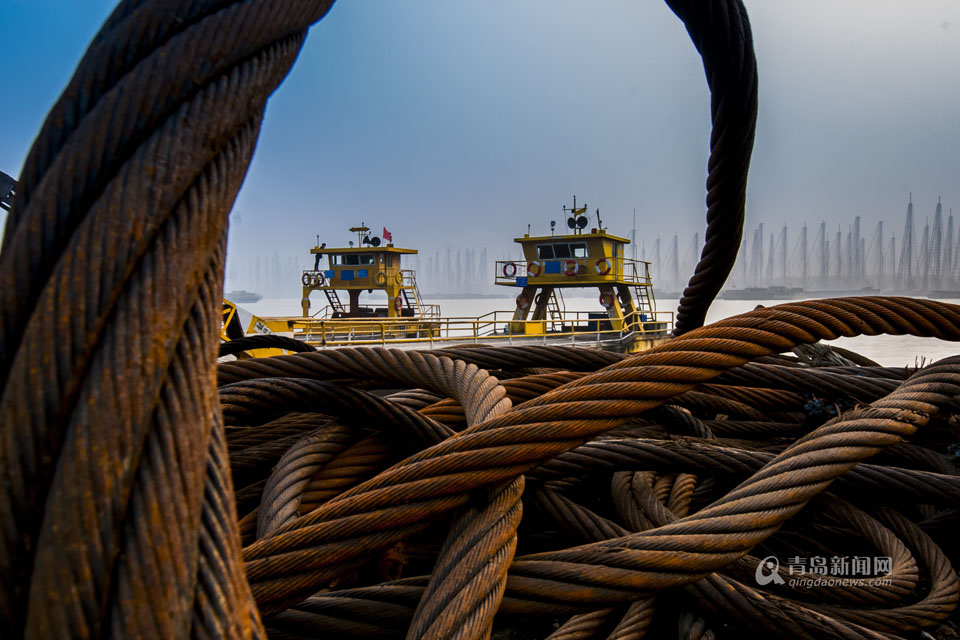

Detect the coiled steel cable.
xmin=242 ymin=299 xmax=960 ymax=614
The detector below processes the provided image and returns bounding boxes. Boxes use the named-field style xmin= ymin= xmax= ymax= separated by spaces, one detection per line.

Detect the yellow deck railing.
xmin=266 ymin=308 xmax=673 ymax=348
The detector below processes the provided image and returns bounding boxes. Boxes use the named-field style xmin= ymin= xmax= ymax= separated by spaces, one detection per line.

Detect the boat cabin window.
xmin=536 ymin=243 xmax=588 ymax=259
xmin=331 ymin=254 xmax=377 ymax=266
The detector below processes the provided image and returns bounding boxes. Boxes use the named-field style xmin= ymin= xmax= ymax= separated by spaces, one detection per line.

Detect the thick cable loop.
xmin=668 ymin=0 xmax=758 ymax=334
xmin=220 ymin=334 xmax=316 ymax=357
xmin=0 ymin=0 xmax=333 ymax=635
xmin=219 ymin=348 xmax=512 ymax=430
xmin=256 ymin=423 xmax=358 ymax=539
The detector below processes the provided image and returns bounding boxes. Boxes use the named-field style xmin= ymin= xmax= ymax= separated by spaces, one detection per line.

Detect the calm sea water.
xmin=236 ymin=294 xmax=960 ymax=368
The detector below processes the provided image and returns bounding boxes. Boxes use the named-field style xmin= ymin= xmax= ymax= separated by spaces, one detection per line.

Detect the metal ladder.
xmin=401 ymin=289 xmax=415 ymax=315
xmin=633 ymin=285 xmax=652 ymax=330
xmin=324 ymin=289 xmax=345 ymax=315
xmin=547 ymin=289 xmax=565 ymax=331
xmin=402 ymin=271 xmax=429 ymax=317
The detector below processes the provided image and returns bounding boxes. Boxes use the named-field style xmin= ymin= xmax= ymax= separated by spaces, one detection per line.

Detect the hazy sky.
xmin=3 ymin=1 xmax=959 ymax=272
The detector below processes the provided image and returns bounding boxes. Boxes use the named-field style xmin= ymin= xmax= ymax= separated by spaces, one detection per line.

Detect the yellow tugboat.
xmin=222 ymin=201 xmax=672 ymax=354
xmin=493 ymin=196 xmax=671 ymax=353
xmin=223 ymin=224 xmax=440 ymax=350
xmin=298 ymin=223 xmax=439 ymax=321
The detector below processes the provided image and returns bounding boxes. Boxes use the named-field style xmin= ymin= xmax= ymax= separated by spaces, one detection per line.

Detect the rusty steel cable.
xmin=240 ymin=299 xmax=960 ymax=613
xmin=669 ymin=0 xmax=758 ymax=335
xmin=504 ymin=356 xmax=960 ymax=608
xmin=533 ymin=436 xmax=960 ymax=508
xmin=0 ymin=0 xmax=343 ymax=633
xmin=220 ymin=334 xmax=317 ymax=357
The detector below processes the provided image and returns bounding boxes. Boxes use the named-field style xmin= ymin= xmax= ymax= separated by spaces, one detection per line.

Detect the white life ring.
xmin=564 ymin=260 xmax=579 ymax=276
xmin=527 ymin=260 xmax=542 ymax=277
xmin=599 ymin=292 xmax=615 ymax=308
xmin=595 ymin=258 xmax=611 ymax=276
xmin=503 ymin=262 xmax=518 ymax=278
xmin=516 ymin=294 xmax=531 ymax=309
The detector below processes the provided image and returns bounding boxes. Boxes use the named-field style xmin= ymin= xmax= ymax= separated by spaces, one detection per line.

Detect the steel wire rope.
xmin=540 ymin=461 xmax=933 ymax=636
xmin=219 ymin=334 xmax=317 ymax=357
xmin=531 ymin=436 xmax=960 ymax=508
xmin=0 ymin=0 xmax=337 ymax=634
xmin=241 ymin=299 xmax=960 ymax=614
xmin=503 ymin=357 xmax=960 ymax=607
xmin=668 ymin=0 xmax=758 ymax=335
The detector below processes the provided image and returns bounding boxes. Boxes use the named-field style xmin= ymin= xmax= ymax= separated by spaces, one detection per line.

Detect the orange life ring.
xmin=516 ymin=295 xmax=531 ymax=309
xmin=564 ymin=259 xmax=579 ymax=276
xmin=595 ymin=258 xmax=611 ymax=276
xmin=503 ymin=262 xmax=518 ymax=278
xmin=527 ymin=260 xmax=542 ymax=277
xmin=599 ymin=292 xmax=615 ymax=308
xmin=394 ymin=295 xmax=403 ymax=312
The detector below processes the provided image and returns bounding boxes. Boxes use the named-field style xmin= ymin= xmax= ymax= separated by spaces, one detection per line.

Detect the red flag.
xmin=382 ymin=227 xmax=392 ymax=242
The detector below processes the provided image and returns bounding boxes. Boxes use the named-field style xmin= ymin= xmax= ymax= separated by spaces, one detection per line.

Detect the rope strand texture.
xmin=668 ymin=0 xmax=758 ymax=334
xmin=0 ymin=0 xmax=334 ymax=635
xmin=242 ymin=298 xmax=960 ymax=614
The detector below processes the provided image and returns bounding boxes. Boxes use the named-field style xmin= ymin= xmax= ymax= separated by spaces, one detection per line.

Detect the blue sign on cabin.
xmin=324 ymin=270 xmax=335 ymax=279
xmin=358 ymin=269 xmax=369 ymax=278
xmin=340 ymin=270 xmax=355 ymax=281
xmin=544 ymin=261 xmax=562 ymax=275
xmin=516 ymin=277 xmax=528 ymax=287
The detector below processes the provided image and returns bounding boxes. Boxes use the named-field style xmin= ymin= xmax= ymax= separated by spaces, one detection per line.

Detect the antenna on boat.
xmin=349 ymin=222 xmax=372 ymax=247
xmin=550 ymin=220 xmax=556 ymax=236
xmin=596 ymin=208 xmax=603 ymax=231
xmin=563 ymin=195 xmax=589 ymax=234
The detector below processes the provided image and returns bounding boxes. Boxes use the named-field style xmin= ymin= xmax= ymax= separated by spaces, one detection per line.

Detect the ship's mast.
xmin=897 ymin=193 xmax=915 ymax=291
xmin=800 ymin=223 xmax=808 ymax=288
xmin=932 ymin=197 xmax=943 ymax=287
